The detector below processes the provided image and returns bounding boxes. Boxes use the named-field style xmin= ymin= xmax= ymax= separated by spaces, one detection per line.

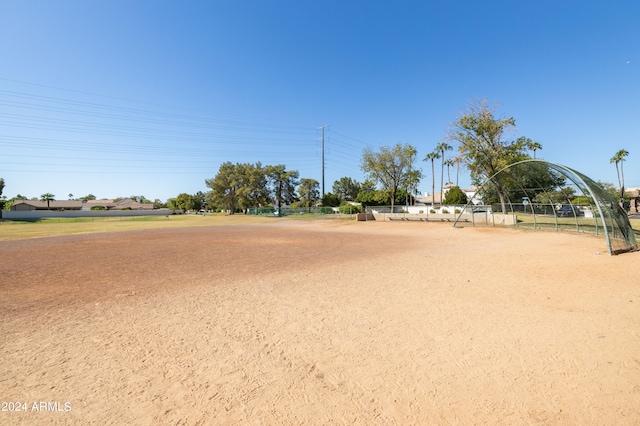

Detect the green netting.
xmin=454 ymin=160 xmax=637 ymax=255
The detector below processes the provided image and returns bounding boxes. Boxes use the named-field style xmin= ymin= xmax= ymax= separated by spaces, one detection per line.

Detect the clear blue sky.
xmin=1 ymin=1 xmax=638 ymax=202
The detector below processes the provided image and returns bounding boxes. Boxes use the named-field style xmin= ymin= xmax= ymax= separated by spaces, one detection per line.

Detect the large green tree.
xmin=532 ymin=187 xmax=576 ymax=205
xmin=361 ymin=142 xmax=421 ymax=212
xmin=354 ymin=180 xmax=377 ymax=206
xmin=236 ymin=162 xmax=270 ymax=212
xmin=479 ymin=161 xmax=566 ymax=206
xmin=206 ymin=162 xmax=241 ymax=213
xmin=321 ymin=192 xmax=341 ymax=207
xmin=298 ymin=178 xmax=320 ymax=207
xmin=332 ymin=177 xmax=361 ymax=201
xmin=597 ymin=181 xmax=619 ymax=200
xmin=449 ymin=100 xmax=530 ymax=213
xmin=266 ymin=164 xmax=299 ymax=211
xmin=168 ymin=193 xmax=201 ymax=212
xmin=206 ymin=162 xmax=279 ymax=214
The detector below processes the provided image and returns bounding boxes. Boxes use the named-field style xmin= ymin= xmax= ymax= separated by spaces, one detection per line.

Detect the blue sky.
xmin=1 ymin=1 xmax=638 ymax=202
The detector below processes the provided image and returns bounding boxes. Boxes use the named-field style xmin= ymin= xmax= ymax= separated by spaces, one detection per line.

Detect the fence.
xmin=365 ymin=203 xmax=639 ymax=254
xmin=363 ymin=204 xmax=514 ymax=225
xmin=246 ymin=206 xmax=358 ymax=219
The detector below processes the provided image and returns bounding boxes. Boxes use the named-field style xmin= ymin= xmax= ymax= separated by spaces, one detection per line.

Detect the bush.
xmin=443 ymin=186 xmax=468 ymax=205
xmin=442 ymin=208 xmax=449 ymax=214
xmin=572 ymin=196 xmax=591 ymax=206
xmin=90 ymin=205 xmax=106 ymax=210
xmin=454 ymin=208 xmax=461 ymax=214
xmin=321 ymin=193 xmax=341 ymax=207
xmin=338 ymin=204 xmax=361 ymax=214
xmin=430 ymin=209 xmax=436 ymax=214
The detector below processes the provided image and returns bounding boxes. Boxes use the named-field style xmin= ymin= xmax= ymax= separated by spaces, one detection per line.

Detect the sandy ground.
xmin=1 ymin=220 xmax=639 ymax=425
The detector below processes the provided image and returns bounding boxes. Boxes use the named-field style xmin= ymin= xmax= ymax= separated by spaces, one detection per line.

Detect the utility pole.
xmin=318 ymin=124 xmax=329 ymax=196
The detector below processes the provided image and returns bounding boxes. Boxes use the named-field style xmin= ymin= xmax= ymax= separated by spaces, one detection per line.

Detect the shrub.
xmin=430 ymin=209 xmax=436 ymax=214
xmin=454 ymin=208 xmax=461 ymax=214
xmin=338 ymin=204 xmax=361 ymax=214
xmin=572 ymin=196 xmax=591 ymax=206
xmin=443 ymin=186 xmax=468 ymax=205
xmin=321 ymin=193 xmax=341 ymax=207
xmin=90 ymin=205 xmax=106 ymax=210
xmin=442 ymin=208 xmax=449 ymax=214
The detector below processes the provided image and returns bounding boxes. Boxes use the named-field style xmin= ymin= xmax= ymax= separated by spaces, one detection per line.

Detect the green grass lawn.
xmin=1 ymin=212 xmax=636 ymax=241
xmin=0 ymin=214 xmax=278 ymax=241
xmin=515 ymin=213 xmax=640 ymax=237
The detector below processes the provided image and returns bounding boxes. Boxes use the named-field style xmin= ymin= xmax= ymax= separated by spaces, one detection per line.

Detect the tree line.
xmin=1 ymin=100 xmax=632 ymax=213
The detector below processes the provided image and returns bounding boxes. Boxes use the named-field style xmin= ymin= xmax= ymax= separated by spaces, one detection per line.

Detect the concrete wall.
xmin=373 ymin=212 xmax=516 ymax=226
xmin=1 ymin=209 xmax=183 ymax=220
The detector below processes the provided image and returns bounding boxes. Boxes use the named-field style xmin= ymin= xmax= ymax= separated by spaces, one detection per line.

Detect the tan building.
xmin=11 ymin=198 xmax=154 ymax=212
xmin=83 ymin=198 xmax=154 ymax=211
xmin=10 ymin=200 xmax=83 ymax=211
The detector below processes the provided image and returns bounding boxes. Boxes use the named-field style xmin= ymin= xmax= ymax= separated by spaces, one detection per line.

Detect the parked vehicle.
xmin=556 ymin=205 xmax=583 ymax=217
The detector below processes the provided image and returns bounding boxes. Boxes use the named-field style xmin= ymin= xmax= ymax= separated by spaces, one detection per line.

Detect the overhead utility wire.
xmin=0 ymin=77 xmax=317 ymax=129
xmin=0 ymin=89 xmax=314 ymax=133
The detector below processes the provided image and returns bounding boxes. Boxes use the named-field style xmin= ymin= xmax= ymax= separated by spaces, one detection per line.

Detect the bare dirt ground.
xmin=1 ymin=220 xmax=639 ymax=425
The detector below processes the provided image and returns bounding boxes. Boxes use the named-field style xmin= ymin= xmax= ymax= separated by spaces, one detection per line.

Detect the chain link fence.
xmin=246 ymin=206 xmax=359 ymax=219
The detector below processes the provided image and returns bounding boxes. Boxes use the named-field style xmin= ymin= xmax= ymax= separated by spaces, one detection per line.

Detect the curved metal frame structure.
xmin=453 ymin=159 xmax=637 ymax=255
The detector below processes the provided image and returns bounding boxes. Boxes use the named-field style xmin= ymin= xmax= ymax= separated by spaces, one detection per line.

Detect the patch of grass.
xmin=0 ymin=214 xmax=275 ymax=241
xmin=515 ymin=214 xmax=640 ymax=237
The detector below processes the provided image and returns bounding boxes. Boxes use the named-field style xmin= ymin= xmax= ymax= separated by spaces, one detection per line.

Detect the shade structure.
xmin=454 ymin=159 xmax=637 ymax=255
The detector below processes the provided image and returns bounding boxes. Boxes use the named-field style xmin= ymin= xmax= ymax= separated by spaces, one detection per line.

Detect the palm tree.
xmin=40 ymin=193 xmax=55 ymax=210
xmin=527 ymin=140 xmax=542 ymax=159
xmin=610 ymin=149 xmax=629 ymax=200
xmin=424 ymin=151 xmax=440 ymax=207
xmin=453 ymin=154 xmax=464 ymax=186
xmin=436 ymin=142 xmax=453 ymax=205
xmin=444 ymin=158 xmax=454 ymax=185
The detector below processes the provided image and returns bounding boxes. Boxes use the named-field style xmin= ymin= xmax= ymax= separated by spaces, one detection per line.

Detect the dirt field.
xmin=1 ymin=219 xmax=639 ymax=425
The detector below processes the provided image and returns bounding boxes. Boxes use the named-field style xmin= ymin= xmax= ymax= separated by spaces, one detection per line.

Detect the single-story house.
xmin=416 ymin=185 xmax=481 ymax=206
xmin=10 ymin=200 xmax=83 ymax=211
xmin=83 ymin=198 xmax=154 ymax=211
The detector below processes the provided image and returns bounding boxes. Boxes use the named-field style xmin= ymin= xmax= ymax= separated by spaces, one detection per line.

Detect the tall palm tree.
xmin=40 ymin=193 xmax=55 ymax=210
xmin=436 ymin=142 xmax=453 ymax=205
xmin=610 ymin=149 xmax=629 ymax=199
xmin=527 ymin=140 xmax=542 ymax=159
xmin=444 ymin=158 xmax=454 ymax=185
xmin=424 ymin=151 xmax=440 ymax=207
xmin=453 ymin=154 xmax=464 ymax=187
